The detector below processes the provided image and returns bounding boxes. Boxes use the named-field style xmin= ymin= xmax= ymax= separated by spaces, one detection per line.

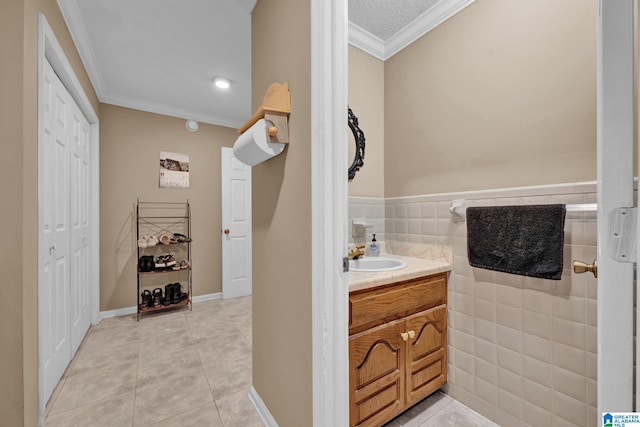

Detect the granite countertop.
xmin=348 ymin=253 xmax=452 ymax=293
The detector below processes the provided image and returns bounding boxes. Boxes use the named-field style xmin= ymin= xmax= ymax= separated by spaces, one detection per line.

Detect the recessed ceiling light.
xmin=212 ymin=76 xmax=233 ymax=89
xmin=185 ymin=120 xmax=199 ymax=132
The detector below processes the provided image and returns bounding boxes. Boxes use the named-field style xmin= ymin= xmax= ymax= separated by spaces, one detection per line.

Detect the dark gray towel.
xmin=466 ymin=204 xmax=566 ymax=280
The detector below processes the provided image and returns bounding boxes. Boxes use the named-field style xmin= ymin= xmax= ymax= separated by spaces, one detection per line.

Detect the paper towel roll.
xmin=233 ymin=119 xmax=286 ymax=166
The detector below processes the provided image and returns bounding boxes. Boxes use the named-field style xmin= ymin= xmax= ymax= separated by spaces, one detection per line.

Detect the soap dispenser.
xmin=369 ymin=234 xmax=380 ymax=257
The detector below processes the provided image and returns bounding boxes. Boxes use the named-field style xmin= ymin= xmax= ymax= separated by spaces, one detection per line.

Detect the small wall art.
xmin=160 ymin=151 xmax=189 ymax=189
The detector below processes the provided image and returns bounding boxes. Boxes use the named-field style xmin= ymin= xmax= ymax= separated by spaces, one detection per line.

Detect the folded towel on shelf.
xmin=466 ymin=204 xmax=566 ymax=280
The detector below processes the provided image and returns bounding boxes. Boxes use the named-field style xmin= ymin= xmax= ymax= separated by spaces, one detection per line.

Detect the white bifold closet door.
xmin=40 ymin=60 xmax=92 ymax=403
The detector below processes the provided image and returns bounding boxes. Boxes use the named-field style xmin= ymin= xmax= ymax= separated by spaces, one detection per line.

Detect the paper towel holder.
xmin=238 ymin=82 xmax=291 ymax=144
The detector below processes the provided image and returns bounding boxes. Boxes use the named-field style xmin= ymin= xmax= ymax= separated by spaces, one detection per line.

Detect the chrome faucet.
xmin=348 ymin=245 xmax=366 ymax=260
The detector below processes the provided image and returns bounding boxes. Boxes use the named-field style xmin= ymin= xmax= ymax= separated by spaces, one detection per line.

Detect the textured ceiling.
xmin=349 ymin=0 xmax=441 ymax=40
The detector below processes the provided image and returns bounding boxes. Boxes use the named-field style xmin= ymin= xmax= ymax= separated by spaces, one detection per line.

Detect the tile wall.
xmin=349 ymin=182 xmax=600 ymax=427
xmin=347 ymin=197 xmax=385 ymax=245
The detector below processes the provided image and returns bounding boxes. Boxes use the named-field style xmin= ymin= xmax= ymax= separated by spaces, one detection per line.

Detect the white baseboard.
xmin=192 ymin=292 xmax=222 ymax=303
xmin=97 ymin=292 xmax=222 ymax=322
xmin=97 ymin=305 xmax=137 ymax=322
xmin=248 ymin=386 xmax=279 ymax=427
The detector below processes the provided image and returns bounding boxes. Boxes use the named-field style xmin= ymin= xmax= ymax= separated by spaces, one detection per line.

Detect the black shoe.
xmin=152 ymin=288 xmax=163 ymax=307
xmin=140 ymin=289 xmax=151 ymax=307
xmin=163 ymin=284 xmax=173 ymax=306
xmin=171 ymin=283 xmax=182 ymax=304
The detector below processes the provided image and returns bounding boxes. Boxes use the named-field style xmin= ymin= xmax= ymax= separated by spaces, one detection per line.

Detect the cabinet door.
xmin=404 ymin=305 xmax=447 ymax=405
xmin=350 ymin=318 xmax=406 ymax=427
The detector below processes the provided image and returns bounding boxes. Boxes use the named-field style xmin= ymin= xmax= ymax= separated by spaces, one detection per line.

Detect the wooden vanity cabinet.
xmin=349 ymin=273 xmax=448 ymax=427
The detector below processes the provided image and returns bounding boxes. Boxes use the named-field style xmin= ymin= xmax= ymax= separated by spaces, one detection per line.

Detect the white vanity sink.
xmin=349 ymin=257 xmax=407 ymax=272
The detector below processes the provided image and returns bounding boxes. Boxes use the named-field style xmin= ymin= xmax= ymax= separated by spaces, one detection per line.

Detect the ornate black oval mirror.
xmin=348 ymin=107 xmax=366 ymax=181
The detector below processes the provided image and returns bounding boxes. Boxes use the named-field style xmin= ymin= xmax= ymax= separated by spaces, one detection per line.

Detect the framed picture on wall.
xmin=160 ymin=151 xmax=189 ymax=189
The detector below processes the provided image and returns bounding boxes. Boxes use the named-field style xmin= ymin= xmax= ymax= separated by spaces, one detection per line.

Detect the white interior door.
xmin=41 ymin=60 xmax=72 ymax=403
xmin=221 ymin=147 xmax=252 ymax=299
xmin=597 ymin=0 xmax=635 ymax=420
xmin=40 ymin=60 xmax=92 ymax=403
xmin=69 ymin=94 xmax=91 ymax=354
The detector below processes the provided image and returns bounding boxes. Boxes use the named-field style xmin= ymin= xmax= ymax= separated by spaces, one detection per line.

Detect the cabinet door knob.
xmin=401 ymin=332 xmax=409 ymax=342
xmin=223 ymin=229 xmax=230 ymax=235
xmin=408 ymin=330 xmax=416 ymax=339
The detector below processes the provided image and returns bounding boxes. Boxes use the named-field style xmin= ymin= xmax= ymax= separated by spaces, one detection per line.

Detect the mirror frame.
xmin=348 ymin=107 xmax=366 ymax=181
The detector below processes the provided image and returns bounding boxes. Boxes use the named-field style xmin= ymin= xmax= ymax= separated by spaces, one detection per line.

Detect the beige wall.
xmin=0 ymin=0 xmax=100 ymax=424
xmin=251 ymin=0 xmax=313 ymax=425
xmin=1 ymin=1 xmax=26 ymax=425
xmin=99 ymin=104 xmax=236 ymax=310
xmin=348 ymin=46 xmax=385 ymax=197
xmin=384 ymin=0 xmax=597 ymax=197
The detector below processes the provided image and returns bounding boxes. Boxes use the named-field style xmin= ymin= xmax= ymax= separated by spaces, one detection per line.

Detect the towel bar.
xmin=565 ymin=203 xmax=597 ymax=212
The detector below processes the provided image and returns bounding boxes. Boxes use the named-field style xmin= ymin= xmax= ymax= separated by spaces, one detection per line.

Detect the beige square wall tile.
xmin=552 ymin=391 xmax=587 ymax=427
xmin=523 ymin=378 xmax=552 ymax=411
xmin=523 ymin=355 xmax=552 ymax=388
xmin=498 ymin=347 xmax=523 ymax=376
xmin=496 ymin=325 xmax=522 ymax=353
xmin=498 ymin=368 xmax=523 ymax=398
xmin=474 ymin=298 xmax=495 ymax=323
xmin=497 ymin=389 xmax=523 ymax=420
xmin=475 ymin=377 xmax=497 ymax=406
xmin=523 ymin=333 xmax=552 ymax=363
xmin=553 ymin=366 xmax=587 ymax=403
xmin=552 ymin=318 xmax=586 ymax=351
xmin=455 ymin=349 xmax=474 ymax=375
xmin=475 ymin=357 xmax=497 ymax=385
xmin=524 ymin=402 xmax=552 ymax=427
xmin=522 ymin=310 xmax=552 ymax=340
xmin=523 ymin=289 xmax=552 ymax=315
xmin=475 ymin=337 xmax=497 ymax=364
xmin=553 ymin=342 xmax=586 ymax=376
xmin=496 ymin=304 xmax=522 ymax=330
xmin=456 ymin=330 xmax=474 ymax=354
xmin=475 ymin=318 xmax=496 ymax=343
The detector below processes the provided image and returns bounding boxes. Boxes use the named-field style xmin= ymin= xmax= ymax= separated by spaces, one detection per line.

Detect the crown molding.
xmin=57 ymin=0 xmax=107 ymax=98
xmin=234 ymin=0 xmax=258 ymax=14
xmin=385 ymin=0 xmax=476 ymax=58
xmin=101 ymin=93 xmax=245 ymax=129
xmin=348 ymin=22 xmax=386 ymax=61
xmin=57 ymin=0 xmax=246 ymax=129
xmin=348 ymin=0 xmax=476 ymax=61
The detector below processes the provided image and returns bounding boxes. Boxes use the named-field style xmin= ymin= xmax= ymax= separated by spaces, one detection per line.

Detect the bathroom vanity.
xmin=348 ymin=255 xmax=451 ymax=427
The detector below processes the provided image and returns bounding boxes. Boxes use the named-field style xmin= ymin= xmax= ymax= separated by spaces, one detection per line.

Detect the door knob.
xmin=407 ymin=330 xmax=416 ymax=339
xmin=223 ymin=229 xmax=230 ymax=235
xmin=401 ymin=332 xmax=409 ymax=342
xmin=573 ymin=259 xmax=597 ymax=278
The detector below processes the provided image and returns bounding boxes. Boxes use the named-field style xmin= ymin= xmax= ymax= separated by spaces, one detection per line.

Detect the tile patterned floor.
xmin=46 ymin=297 xmax=497 ymax=427
xmin=45 ymin=297 xmax=260 ymax=427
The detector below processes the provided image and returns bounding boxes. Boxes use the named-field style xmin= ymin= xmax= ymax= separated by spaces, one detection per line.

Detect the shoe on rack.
xmin=140 ymin=289 xmax=151 ymax=308
xmin=163 ymin=254 xmax=177 ymax=268
xmin=163 ymin=283 xmax=173 ymax=306
xmin=137 ymin=236 xmax=149 ymax=248
xmin=147 ymin=235 xmax=159 ymax=247
xmin=172 ymin=233 xmax=192 ymax=243
xmin=152 ymin=288 xmax=163 ymax=307
xmin=154 ymin=255 xmax=167 ymax=269
xmin=171 ymin=283 xmax=182 ymax=304
xmin=159 ymin=234 xmax=171 ymax=245
xmin=139 ymin=255 xmax=153 ymax=272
